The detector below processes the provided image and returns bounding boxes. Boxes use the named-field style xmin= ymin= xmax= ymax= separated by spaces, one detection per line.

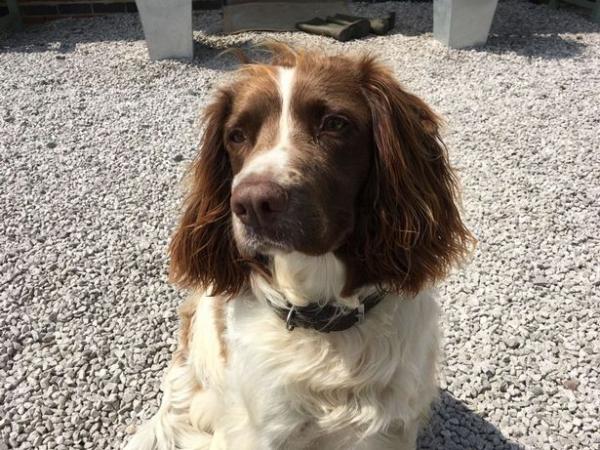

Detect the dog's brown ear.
xmin=169 ymin=89 xmax=248 ymax=296
xmin=341 ymin=57 xmax=475 ymax=296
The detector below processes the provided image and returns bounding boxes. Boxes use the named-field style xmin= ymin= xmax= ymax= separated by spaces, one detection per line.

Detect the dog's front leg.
xmin=215 ymin=425 xmax=312 ymax=450
xmin=212 ymin=398 xmax=312 ymax=450
xmin=353 ymin=422 xmax=419 ymax=450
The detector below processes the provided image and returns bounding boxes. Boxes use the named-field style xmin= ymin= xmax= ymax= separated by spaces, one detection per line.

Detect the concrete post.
xmin=135 ymin=0 xmax=194 ymax=60
xmin=433 ymin=0 xmax=499 ymax=49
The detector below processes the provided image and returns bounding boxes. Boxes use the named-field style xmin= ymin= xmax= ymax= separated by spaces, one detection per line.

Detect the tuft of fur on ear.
xmin=339 ymin=57 xmax=475 ymax=296
xmin=220 ymin=41 xmax=300 ymax=68
xmin=169 ymin=90 xmax=248 ymax=297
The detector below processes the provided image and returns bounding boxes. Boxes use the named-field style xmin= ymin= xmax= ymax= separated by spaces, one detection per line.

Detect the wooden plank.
xmin=564 ymin=0 xmax=595 ymax=9
xmin=1 ymin=0 xmax=23 ymax=31
xmin=554 ymin=0 xmax=595 ymax=10
xmin=552 ymin=0 xmax=600 ymax=23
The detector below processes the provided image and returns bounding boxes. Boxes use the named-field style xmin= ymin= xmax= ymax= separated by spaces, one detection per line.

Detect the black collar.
xmin=265 ymin=291 xmax=386 ymax=333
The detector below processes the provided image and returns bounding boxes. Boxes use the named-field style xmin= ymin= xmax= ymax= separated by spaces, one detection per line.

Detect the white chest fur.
xmin=217 ymin=289 xmax=440 ymax=449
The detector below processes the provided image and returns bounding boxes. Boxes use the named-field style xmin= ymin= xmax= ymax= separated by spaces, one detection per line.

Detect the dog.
xmin=125 ymin=45 xmax=474 ymax=450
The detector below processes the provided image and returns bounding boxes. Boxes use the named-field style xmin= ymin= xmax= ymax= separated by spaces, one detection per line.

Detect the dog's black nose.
xmin=231 ymin=180 xmax=288 ymax=228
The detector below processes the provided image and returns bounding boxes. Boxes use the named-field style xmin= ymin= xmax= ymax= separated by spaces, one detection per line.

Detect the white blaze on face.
xmin=277 ymin=67 xmax=295 ymax=152
xmin=232 ymin=67 xmax=296 ymax=188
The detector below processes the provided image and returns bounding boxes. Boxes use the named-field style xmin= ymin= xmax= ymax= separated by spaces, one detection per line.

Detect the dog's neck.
xmin=250 ymin=252 xmax=367 ymax=309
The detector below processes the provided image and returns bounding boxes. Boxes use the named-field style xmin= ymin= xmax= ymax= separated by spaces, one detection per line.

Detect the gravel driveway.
xmin=1 ymin=1 xmax=599 ymax=449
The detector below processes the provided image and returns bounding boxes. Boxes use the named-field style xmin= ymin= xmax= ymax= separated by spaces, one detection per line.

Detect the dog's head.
xmin=170 ymin=45 xmax=474 ymax=297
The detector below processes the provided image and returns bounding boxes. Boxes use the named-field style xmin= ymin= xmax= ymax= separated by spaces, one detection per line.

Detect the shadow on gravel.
xmin=0 ymin=13 xmax=226 ymax=59
xmin=481 ymin=34 xmax=586 ymax=60
xmin=470 ymin=1 xmax=599 ymax=60
xmin=0 ymin=15 xmax=144 ymax=54
xmin=383 ymin=1 xmax=595 ymax=60
xmin=0 ymin=13 xmax=252 ymax=74
xmin=417 ymin=390 xmax=523 ymax=450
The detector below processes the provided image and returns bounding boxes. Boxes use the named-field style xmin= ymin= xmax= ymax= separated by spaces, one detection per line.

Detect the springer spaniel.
xmin=126 ymin=45 xmax=473 ymax=450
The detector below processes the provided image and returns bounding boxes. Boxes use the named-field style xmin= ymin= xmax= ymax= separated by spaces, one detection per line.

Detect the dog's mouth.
xmin=234 ymin=223 xmax=294 ymax=256
xmin=232 ymin=206 xmax=355 ymax=258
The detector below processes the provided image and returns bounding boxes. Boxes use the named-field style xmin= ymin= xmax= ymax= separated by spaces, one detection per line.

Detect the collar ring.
xmin=286 ymin=306 xmax=297 ymax=331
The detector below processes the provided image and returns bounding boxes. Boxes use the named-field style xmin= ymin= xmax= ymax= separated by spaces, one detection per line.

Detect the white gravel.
xmin=1 ymin=1 xmax=599 ymax=449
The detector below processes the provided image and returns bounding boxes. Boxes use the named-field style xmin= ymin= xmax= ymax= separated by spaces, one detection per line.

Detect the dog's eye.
xmin=229 ymin=129 xmax=246 ymax=144
xmin=321 ymin=115 xmax=348 ymax=133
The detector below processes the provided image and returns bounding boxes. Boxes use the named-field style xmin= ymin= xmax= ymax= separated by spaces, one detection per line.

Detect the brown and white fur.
xmin=125 ymin=45 xmax=474 ymax=450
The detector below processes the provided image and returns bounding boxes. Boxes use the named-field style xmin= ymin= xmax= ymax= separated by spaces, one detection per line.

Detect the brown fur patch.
xmin=173 ymin=295 xmax=200 ymax=364
xmin=213 ymin=298 xmax=228 ymax=362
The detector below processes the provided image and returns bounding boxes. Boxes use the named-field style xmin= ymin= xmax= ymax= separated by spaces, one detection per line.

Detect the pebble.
xmin=563 ymin=378 xmax=580 ymax=391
